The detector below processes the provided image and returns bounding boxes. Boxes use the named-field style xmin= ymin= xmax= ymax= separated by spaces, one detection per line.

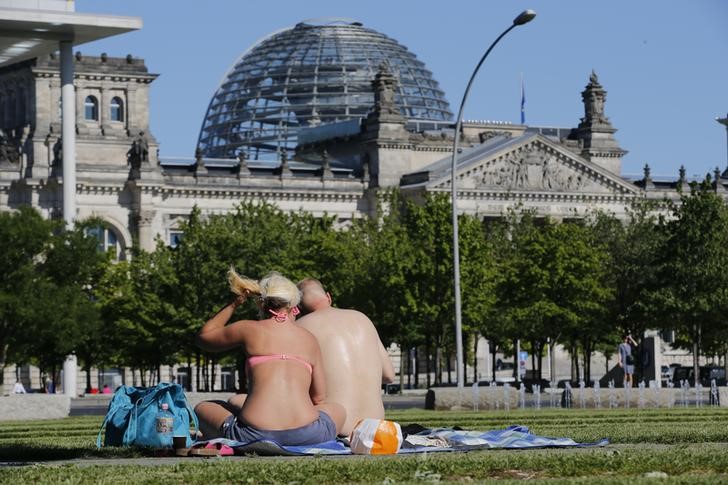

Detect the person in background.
xmin=618 ymin=334 xmax=638 ymax=387
xmin=13 ymin=380 xmax=26 ymax=394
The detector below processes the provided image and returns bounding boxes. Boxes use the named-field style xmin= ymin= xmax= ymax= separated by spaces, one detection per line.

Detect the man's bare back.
xmin=297 ymin=281 xmax=394 ymax=436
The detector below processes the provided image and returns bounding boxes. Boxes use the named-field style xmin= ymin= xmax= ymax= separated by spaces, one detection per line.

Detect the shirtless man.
xmin=296 ymin=278 xmax=395 ymax=436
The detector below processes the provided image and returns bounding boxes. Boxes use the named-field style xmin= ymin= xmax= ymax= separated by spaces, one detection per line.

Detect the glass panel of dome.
xmin=198 ymin=20 xmax=452 ymax=160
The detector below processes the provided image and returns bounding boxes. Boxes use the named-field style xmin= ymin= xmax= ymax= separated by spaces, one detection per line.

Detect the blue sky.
xmin=76 ymin=0 xmax=727 ymax=178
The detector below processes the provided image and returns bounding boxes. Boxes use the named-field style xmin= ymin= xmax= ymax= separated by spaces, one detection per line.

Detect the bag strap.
xmin=96 ymin=393 xmax=127 ymax=449
xmin=122 ymin=396 xmax=144 ymax=446
xmin=96 ymin=406 xmax=117 ymax=449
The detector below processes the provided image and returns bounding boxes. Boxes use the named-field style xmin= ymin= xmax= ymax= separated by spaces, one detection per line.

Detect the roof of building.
xmin=197 ymin=19 xmax=453 ymax=161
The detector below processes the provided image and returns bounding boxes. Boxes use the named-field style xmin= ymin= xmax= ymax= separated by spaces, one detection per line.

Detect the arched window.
xmin=110 ymin=96 xmax=124 ymax=122
xmin=84 ymin=95 xmax=98 ymax=121
xmin=85 ymin=224 xmax=122 ymax=260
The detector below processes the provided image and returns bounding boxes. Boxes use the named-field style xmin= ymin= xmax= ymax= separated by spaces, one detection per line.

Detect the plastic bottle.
xmin=155 ymin=403 xmax=174 ymax=447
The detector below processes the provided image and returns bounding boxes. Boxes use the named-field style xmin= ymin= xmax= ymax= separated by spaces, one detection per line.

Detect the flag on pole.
xmin=520 ymin=74 xmax=526 ymax=125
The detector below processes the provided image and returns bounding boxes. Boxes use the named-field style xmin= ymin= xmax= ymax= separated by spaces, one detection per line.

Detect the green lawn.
xmin=1 ymin=408 xmax=728 ymax=483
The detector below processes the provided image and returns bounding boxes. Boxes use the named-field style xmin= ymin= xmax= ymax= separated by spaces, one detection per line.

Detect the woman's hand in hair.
xmin=232 ymin=291 xmax=249 ymax=308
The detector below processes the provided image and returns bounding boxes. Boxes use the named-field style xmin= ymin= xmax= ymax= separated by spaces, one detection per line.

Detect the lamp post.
xmin=717 ymin=114 xmax=728 ymax=171
xmin=451 ymin=9 xmax=536 ymax=389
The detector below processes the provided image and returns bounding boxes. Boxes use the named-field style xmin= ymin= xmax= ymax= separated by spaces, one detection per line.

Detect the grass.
xmin=1 ymin=408 xmax=728 ymax=483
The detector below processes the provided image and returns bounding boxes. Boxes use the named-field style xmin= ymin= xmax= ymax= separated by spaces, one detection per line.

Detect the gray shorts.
xmin=624 ymin=365 xmax=635 ymax=375
xmin=221 ymin=411 xmax=336 ymax=446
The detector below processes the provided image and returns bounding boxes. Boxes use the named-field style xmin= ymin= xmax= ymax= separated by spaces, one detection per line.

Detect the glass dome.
xmin=198 ymin=19 xmax=453 ymax=160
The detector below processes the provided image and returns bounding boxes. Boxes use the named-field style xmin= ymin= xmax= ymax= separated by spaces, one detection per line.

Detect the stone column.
xmin=100 ymin=84 xmax=110 ymax=134
xmin=60 ymin=40 xmax=78 ymax=398
xmin=75 ymin=79 xmax=85 ymax=133
xmin=59 ymin=41 xmax=76 ymax=227
xmin=126 ymin=85 xmax=137 ymax=132
xmin=136 ymin=209 xmax=155 ymax=252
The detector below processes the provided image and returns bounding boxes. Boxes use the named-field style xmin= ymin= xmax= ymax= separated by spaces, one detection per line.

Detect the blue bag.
xmin=96 ymin=382 xmax=198 ymax=448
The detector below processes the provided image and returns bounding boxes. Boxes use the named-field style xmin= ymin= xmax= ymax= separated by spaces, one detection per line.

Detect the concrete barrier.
xmin=426 ymin=386 xmax=519 ymax=410
xmin=425 ymin=386 xmax=683 ymax=410
xmin=76 ymin=391 xmax=236 ymax=410
xmin=0 ymin=394 xmax=71 ymax=421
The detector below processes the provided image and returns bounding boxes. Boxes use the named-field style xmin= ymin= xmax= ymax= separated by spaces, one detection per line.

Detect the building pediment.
xmin=402 ymin=134 xmax=639 ymax=196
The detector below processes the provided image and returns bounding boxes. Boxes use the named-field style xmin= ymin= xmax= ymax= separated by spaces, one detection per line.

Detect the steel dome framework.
xmin=198 ymin=19 xmax=453 ymax=160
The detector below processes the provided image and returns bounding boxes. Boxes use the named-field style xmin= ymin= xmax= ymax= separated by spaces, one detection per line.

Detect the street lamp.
xmin=451 ymin=9 xmax=536 ymax=389
xmin=717 ymin=114 xmax=728 ymax=171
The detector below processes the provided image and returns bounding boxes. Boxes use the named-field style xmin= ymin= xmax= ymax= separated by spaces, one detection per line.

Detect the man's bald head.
xmin=297 ymin=278 xmax=332 ymax=313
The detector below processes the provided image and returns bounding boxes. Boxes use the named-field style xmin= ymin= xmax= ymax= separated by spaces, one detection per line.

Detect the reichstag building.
xmin=0 ymin=19 xmax=699 ymax=262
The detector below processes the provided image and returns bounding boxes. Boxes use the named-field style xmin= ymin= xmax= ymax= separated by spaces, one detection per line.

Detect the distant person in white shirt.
xmin=13 ymin=380 xmax=26 ymax=394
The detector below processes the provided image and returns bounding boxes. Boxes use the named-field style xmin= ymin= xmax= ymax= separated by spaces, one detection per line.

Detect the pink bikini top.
xmin=246 ymin=354 xmax=313 ymax=374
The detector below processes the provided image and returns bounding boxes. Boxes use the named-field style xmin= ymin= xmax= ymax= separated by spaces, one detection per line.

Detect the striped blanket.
xmin=194 ymin=425 xmax=608 ymax=456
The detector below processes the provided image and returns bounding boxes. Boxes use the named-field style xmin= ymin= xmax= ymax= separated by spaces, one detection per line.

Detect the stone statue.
xmin=0 ymin=128 xmax=19 ymax=164
xmin=52 ymin=136 xmax=62 ymax=166
xmin=582 ymin=71 xmax=606 ymax=122
xmin=478 ymin=146 xmax=593 ymax=192
xmin=127 ymin=130 xmax=149 ymax=169
xmin=372 ymin=63 xmax=399 ymax=116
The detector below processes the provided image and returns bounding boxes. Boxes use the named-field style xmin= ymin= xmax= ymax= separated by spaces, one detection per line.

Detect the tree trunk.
xmin=399 ymin=350 xmax=405 ymax=395
xmin=693 ymin=323 xmax=701 ymax=387
xmin=406 ymin=348 xmax=411 ymax=389
xmin=85 ymin=363 xmax=92 ymax=393
xmin=463 ymin=339 xmax=469 ymax=386
xmin=447 ymin=352 xmax=452 ymax=384
xmin=492 ymin=344 xmax=497 ymax=382
xmin=0 ymin=342 xmax=8 ymax=388
xmin=195 ymin=352 xmax=201 ymax=392
xmin=425 ymin=344 xmax=431 ymax=388
xmin=473 ymin=337 xmax=479 ymax=383
xmin=210 ymin=357 xmax=217 ymax=392
xmin=413 ymin=348 xmax=419 ymax=389
xmin=185 ymin=355 xmax=191 ymax=391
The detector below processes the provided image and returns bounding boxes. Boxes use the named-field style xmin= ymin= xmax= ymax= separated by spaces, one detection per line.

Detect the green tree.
xmin=0 ymin=207 xmax=55 ymax=387
xmin=652 ymin=179 xmax=728 ymax=384
xmin=97 ymin=245 xmax=179 ymax=386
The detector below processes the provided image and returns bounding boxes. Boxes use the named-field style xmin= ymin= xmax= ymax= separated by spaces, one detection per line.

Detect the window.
xmin=84 ymin=95 xmax=98 ymax=121
xmin=86 ymin=225 xmax=122 ymax=260
xmin=169 ymin=230 xmax=184 ymax=248
xmin=110 ymin=96 xmax=124 ymax=122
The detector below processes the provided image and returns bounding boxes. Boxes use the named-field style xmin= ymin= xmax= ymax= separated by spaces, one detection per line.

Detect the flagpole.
xmin=520 ymin=73 xmax=526 ymax=125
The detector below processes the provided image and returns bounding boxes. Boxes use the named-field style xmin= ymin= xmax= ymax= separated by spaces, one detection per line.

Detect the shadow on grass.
xmin=0 ymin=444 xmax=147 ymax=462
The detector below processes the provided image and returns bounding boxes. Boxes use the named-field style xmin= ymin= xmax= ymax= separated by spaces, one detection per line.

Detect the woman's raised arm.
xmin=196 ymin=295 xmax=248 ymax=352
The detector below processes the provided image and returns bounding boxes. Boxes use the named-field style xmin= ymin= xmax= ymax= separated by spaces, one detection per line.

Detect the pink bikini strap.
xmin=268 ymin=306 xmax=300 ymax=322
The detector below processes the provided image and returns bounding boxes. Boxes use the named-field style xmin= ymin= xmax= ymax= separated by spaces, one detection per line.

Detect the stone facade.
xmin=1 ymin=53 xmax=712 ymax=255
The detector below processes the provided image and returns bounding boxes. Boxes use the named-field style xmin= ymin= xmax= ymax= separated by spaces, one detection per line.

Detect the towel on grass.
xmin=192 ymin=425 xmax=608 ymax=456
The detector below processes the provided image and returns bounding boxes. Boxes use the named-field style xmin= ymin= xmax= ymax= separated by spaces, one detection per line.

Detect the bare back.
xmin=297 ymin=307 xmax=391 ymax=435
xmin=225 ymin=319 xmax=326 ymax=430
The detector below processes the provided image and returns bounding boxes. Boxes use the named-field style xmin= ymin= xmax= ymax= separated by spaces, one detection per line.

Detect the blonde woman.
xmin=194 ymin=270 xmax=345 ymax=445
